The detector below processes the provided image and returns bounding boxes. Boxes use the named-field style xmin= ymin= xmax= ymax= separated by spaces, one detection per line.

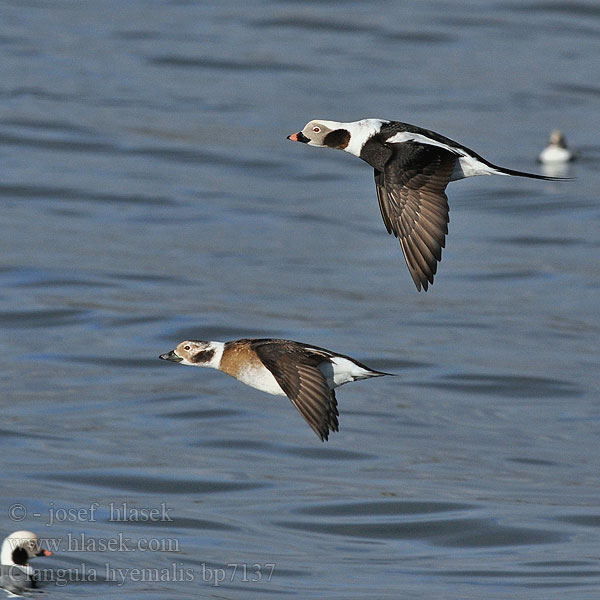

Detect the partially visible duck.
xmin=0 ymin=530 xmax=52 ymax=593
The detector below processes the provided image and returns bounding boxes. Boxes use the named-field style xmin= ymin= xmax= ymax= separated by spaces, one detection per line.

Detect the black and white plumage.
xmin=288 ymin=118 xmax=567 ymax=291
xmin=160 ymin=338 xmax=391 ymax=441
xmin=0 ymin=530 xmax=52 ymax=593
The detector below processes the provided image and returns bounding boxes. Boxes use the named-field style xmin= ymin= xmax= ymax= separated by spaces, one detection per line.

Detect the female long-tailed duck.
xmin=538 ymin=130 xmax=576 ymax=164
xmin=160 ymin=338 xmax=391 ymax=441
xmin=288 ymin=118 xmax=568 ymax=291
xmin=1 ymin=530 xmax=52 ymax=593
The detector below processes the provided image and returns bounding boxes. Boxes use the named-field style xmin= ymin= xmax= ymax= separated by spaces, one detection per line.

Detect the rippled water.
xmin=1 ymin=1 xmax=599 ymax=598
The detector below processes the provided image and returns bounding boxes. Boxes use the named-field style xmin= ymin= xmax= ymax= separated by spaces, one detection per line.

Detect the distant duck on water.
xmin=538 ymin=130 xmax=577 ymax=164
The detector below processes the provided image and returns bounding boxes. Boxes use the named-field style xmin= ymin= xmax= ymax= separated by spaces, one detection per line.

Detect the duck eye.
xmin=184 ymin=345 xmax=190 ymax=351
xmin=312 ymin=126 xmax=321 ymax=133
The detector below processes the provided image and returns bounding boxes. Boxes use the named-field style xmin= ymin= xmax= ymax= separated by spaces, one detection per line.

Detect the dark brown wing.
xmin=252 ymin=341 xmax=339 ymax=441
xmin=375 ymin=142 xmax=456 ymax=291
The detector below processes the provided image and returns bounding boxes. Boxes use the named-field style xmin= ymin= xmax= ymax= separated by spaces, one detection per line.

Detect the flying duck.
xmin=160 ymin=338 xmax=391 ymax=441
xmin=288 ymin=118 xmax=566 ymax=291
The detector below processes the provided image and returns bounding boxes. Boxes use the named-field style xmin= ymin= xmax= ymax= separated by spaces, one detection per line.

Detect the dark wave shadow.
xmin=296 ymin=500 xmax=475 ymax=517
xmin=114 ymin=516 xmax=237 ymax=531
xmin=277 ymin=516 xmax=565 ymax=547
xmin=0 ymin=309 xmax=86 ymax=328
xmin=148 ymin=55 xmax=312 ymax=73
xmin=554 ymin=515 xmax=600 ymax=528
xmin=279 ymin=446 xmax=373 ymax=461
xmin=162 ymin=408 xmax=241 ymax=420
xmin=0 ymin=183 xmax=172 ymax=206
xmin=46 ymin=472 xmax=265 ymax=495
xmin=252 ymin=16 xmax=378 ymax=34
xmin=422 ymin=373 xmax=581 ymax=398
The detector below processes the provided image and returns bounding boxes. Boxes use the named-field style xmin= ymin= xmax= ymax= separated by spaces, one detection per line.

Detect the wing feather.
xmin=374 ymin=143 xmax=455 ymax=291
xmin=252 ymin=341 xmax=339 ymax=441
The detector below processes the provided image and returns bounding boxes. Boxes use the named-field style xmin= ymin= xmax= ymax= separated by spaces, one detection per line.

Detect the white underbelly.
xmin=235 ymin=363 xmax=286 ymax=396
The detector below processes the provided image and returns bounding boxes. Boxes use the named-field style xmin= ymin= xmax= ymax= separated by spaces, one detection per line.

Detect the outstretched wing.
xmin=375 ymin=142 xmax=456 ymax=291
xmin=252 ymin=341 xmax=339 ymax=441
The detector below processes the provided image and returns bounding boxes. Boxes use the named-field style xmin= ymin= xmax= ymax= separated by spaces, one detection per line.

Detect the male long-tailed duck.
xmin=538 ymin=130 xmax=576 ymax=164
xmin=0 ymin=530 xmax=52 ymax=593
xmin=288 ymin=119 xmax=567 ymax=291
xmin=160 ymin=338 xmax=391 ymax=441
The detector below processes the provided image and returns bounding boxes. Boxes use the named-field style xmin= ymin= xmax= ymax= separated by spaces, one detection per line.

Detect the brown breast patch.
xmin=219 ymin=341 xmax=262 ymax=379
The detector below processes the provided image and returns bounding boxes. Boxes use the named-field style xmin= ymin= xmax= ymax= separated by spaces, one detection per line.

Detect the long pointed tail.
xmin=360 ymin=368 xmax=395 ymax=379
xmin=492 ymin=164 xmax=572 ymax=181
